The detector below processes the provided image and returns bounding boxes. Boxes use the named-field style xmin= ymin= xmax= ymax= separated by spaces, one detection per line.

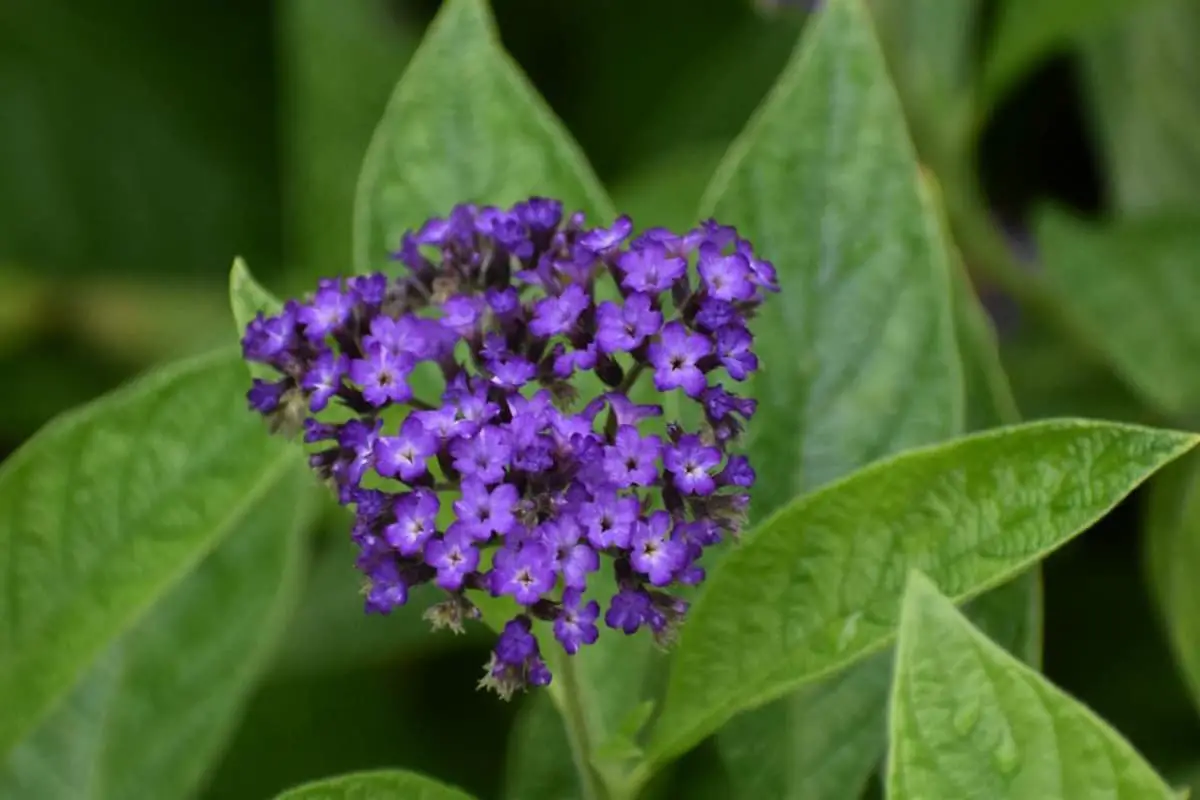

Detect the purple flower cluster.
xmin=241 ymin=198 xmax=776 ymax=699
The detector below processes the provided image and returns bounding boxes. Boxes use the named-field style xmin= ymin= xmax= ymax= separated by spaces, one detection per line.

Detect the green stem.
xmin=554 ymin=654 xmax=608 ymax=800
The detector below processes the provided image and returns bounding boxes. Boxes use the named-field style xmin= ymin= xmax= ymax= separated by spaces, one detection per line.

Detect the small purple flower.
xmin=364 ymin=314 xmax=430 ymax=359
xmin=349 ymin=345 xmax=414 ymax=407
xmin=552 ymin=343 xmax=597 ymax=378
xmin=491 ymin=542 xmax=556 ymax=605
xmin=487 ymin=288 xmax=520 ymax=319
xmin=515 ymin=197 xmax=563 ymax=233
xmin=630 ymin=511 xmax=685 ymax=586
xmin=481 ymin=335 xmax=537 ymax=388
xmin=664 ymin=435 xmax=723 ymax=495
xmin=697 ymin=243 xmax=755 ymax=302
xmin=334 ymin=418 xmax=382 ymax=491
xmin=301 ymin=351 xmax=347 ymax=412
xmin=441 ymin=295 xmax=485 ymax=337
xmin=247 ymin=378 xmax=287 ymax=413
xmin=450 ymin=425 xmax=512 ymax=484
xmin=579 ymin=215 xmax=633 ymax=254
xmin=425 ymin=530 xmax=481 ymax=591
xmin=606 ymin=588 xmax=652 ymax=634
xmin=603 ymin=426 xmax=662 ymax=488
xmin=299 ymin=284 xmax=355 ymax=340
xmin=586 ymin=393 xmax=663 ymax=427
xmin=578 ymin=488 xmax=640 ymax=549
xmin=736 ymin=239 xmax=780 ymax=292
xmin=348 ymin=273 xmax=388 ymax=307
xmin=540 ymin=517 xmax=599 ymax=589
xmin=453 ymin=477 xmax=519 ymax=541
xmin=242 ymin=310 xmax=296 ymax=363
xmin=488 ymin=616 xmax=552 ymax=696
xmin=716 ymin=325 xmax=758 ymax=380
xmin=701 ymin=385 xmax=757 ymax=422
xmin=554 ymin=588 xmax=600 ymax=654
xmin=303 ymin=418 xmax=338 ymax=444
xmin=385 ymin=489 xmax=440 ymax=556
xmin=364 ymin=559 xmax=408 ymax=614
xmin=374 ymin=416 xmax=438 ymax=482
xmin=649 ymin=322 xmax=711 ymax=397
xmin=595 ymin=294 xmax=663 ymax=354
xmin=618 ymin=244 xmax=687 ymax=295
xmin=719 ymin=454 xmax=756 ymax=487
xmin=530 ymin=284 xmax=590 ymax=338
xmin=694 ymin=298 xmax=738 ymax=332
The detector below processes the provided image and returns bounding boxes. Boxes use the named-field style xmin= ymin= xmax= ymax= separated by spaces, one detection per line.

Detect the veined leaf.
xmin=0 ymin=461 xmax=313 ymax=799
xmin=644 ymin=420 xmax=1195 ymax=769
xmin=887 ymin=571 xmax=1176 ymax=799
xmin=352 ymin=0 xmax=612 ymax=275
xmin=0 ymin=350 xmax=294 ymax=758
xmin=273 ymin=770 xmax=476 ymax=800
xmin=697 ymin=0 xmax=961 ymax=793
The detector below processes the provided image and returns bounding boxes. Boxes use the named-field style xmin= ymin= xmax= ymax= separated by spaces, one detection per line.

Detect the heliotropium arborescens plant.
xmin=240 ymin=199 xmax=778 ymax=698
xmin=7 ymin=1 xmax=1200 ymax=799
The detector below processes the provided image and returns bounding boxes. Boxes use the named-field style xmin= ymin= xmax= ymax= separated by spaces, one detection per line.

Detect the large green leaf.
xmin=701 ymin=0 xmax=961 ymax=514
xmin=352 ymin=0 xmax=612 ymax=274
xmin=1079 ymin=0 xmax=1200 ymax=214
xmin=0 ymin=461 xmax=313 ymax=798
xmin=695 ymin=1 xmax=975 ymax=792
xmin=887 ymin=572 xmax=1176 ymax=799
xmin=0 ymin=350 xmax=294 ymax=758
xmin=981 ymin=0 xmax=1168 ymax=115
xmin=274 ymin=770 xmax=476 ymax=800
xmin=1036 ymin=209 xmax=1200 ymax=419
xmin=642 ymin=420 xmax=1195 ymax=770
xmin=1147 ymin=453 xmax=1200 ymax=719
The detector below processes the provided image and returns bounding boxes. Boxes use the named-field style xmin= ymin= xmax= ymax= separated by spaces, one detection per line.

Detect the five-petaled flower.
xmin=240 ymin=197 xmax=776 ymax=698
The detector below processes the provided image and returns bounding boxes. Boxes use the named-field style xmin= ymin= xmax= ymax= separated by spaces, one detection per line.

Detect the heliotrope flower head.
xmin=241 ymin=198 xmax=777 ymax=698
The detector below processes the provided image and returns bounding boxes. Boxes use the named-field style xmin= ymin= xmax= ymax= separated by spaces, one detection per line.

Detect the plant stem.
xmin=554 ymin=654 xmax=608 ymax=800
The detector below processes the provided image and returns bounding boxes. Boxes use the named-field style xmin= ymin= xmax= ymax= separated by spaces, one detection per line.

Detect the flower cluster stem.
xmin=554 ymin=653 xmax=608 ymax=800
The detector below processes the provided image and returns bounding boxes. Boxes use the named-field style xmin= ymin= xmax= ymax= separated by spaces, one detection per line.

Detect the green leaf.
xmin=694 ymin=0 xmax=962 ymax=790
xmin=701 ymin=0 xmax=961 ymax=513
xmin=274 ymin=770 xmax=476 ymax=800
xmin=1078 ymin=0 xmax=1200 ymax=214
xmin=229 ymin=257 xmax=282 ymax=332
xmin=0 ymin=349 xmax=294 ymax=759
xmin=886 ymin=571 xmax=1177 ymax=799
xmin=1146 ymin=453 xmax=1200 ymax=718
xmin=643 ymin=419 xmax=1195 ymax=769
xmin=0 ymin=460 xmax=313 ymax=799
xmin=503 ymin=693 xmax=583 ymax=800
xmin=712 ymin=575 xmax=1044 ymax=800
xmin=981 ymin=0 xmax=1168 ymax=114
xmin=1036 ymin=209 xmax=1200 ymax=419
xmin=352 ymin=0 xmax=612 ymax=274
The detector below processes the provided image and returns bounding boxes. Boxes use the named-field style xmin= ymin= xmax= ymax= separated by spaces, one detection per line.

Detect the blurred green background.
xmin=3 ymin=0 xmax=1200 ymax=797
